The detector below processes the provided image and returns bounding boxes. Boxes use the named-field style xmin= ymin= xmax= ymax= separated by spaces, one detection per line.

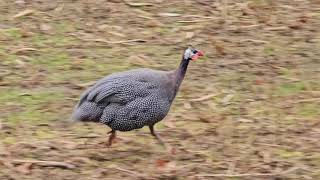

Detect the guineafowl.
xmin=72 ymin=47 xmax=204 ymax=146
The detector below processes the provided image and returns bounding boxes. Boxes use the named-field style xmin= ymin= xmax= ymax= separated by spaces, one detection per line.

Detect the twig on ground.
xmin=76 ymin=135 xmax=100 ymax=139
xmin=190 ymin=94 xmax=218 ymax=102
xmin=12 ymin=9 xmax=35 ymax=18
xmin=11 ymin=159 xmax=76 ymax=169
xmin=265 ymin=26 xmax=288 ymax=31
xmin=227 ymin=24 xmax=262 ymax=32
xmin=240 ymin=39 xmax=268 ymax=44
xmin=196 ymin=167 xmax=301 ymax=177
xmin=122 ymin=0 xmax=153 ymax=7
xmin=293 ymin=98 xmax=320 ymax=104
xmin=70 ymin=34 xmax=147 ymax=45
xmin=183 ymin=15 xmax=217 ymax=19
xmin=178 ymin=19 xmax=212 ymax=23
xmin=112 ymin=166 xmax=150 ymax=178
xmin=253 ymin=142 xmax=291 ymax=149
xmin=74 ymin=81 xmax=97 ymax=88
xmin=158 ymin=13 xmax=181 ymax=17
xmin=222 ymin=0 xmax=229 ymax=25
xmin=12 ymin=48 xmax=39 ymax=54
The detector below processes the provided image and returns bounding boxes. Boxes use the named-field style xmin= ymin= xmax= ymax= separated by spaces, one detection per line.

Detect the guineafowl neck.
xmin=176 ymin=58 xmax=189 ymax=81
xmin=174 ymin=58 xmax=189 ymax=89
xmin=167 ymin=58 xmax=189 ymax=102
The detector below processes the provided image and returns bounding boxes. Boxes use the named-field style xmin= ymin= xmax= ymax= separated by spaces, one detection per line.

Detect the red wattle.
xmin=197 ymin=51 xmax=204 ymax=56
xmin=191 ymin=54 xmax=199 ymax=61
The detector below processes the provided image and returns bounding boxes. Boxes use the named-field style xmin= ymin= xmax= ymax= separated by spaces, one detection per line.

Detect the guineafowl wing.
xmin=73 ymin=69 xmax=173 ymax=124
xmin=101 ymin=93 xmax=171 ymax=131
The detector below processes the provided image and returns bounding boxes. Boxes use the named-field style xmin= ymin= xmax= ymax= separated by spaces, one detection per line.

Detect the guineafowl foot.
xmin=149 ymin=125 xmax=166 ymax=147
xmin=107 ymin=130 xmax=116 ymax=147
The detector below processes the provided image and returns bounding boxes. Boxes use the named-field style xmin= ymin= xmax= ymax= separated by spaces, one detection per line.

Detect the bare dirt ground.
xmin=0 ymin=0 xmax=319 ymax=179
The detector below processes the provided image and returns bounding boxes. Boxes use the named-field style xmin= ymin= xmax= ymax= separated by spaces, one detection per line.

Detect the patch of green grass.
xmin=30 ymin=51 xmax=71 ymax=70
xmin=1 ymin=28 xmax=22 ymax=39
xmin=35 ymin=128 xmax=56 ymax=139
xmin=296 ymin=103 xmax=320 ymax=118
xmin=250 ymin=0 xmax=273 ymax=6
xmin=2 ymin=137 xmax=17 ymax=145
xmin=0 ymin=89 xmax=66 ymax=123
xmin=0 ymin=46 xmax=19 ymax=65
xmin=276 ymin=82 xmax=306 ymax=96
xmin=54 ymin=22 xmax=76 ymax=34
xmin=280 ymin=115 xmax=299 ymax=124
xmin=30 ymin=34 xmax=77 ymax=47
xmin=154 ymin=121 xmax=166 ymax=130
xmin=0 ymin=89 xmax=64 ymax=105
xmin=278 ymin=67 xmax=291 ymax=76
xmin=264 ymin=47 xmax=275 ymax=56
xmin=307 ymin=80 xmax=320 ymax=91
xmin=6 ymin=109 xmax=44 ymax=123
xmin=0 ymin=89 xmax=24 ymax=103
xmin=0 ymin=46 xmax=7 ymax=56
xmin=277 ymin=149 xmax=304 ymax=159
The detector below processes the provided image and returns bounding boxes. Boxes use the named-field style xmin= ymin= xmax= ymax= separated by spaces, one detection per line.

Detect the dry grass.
xmin=0 ymin=0 xmax=319 ymax=179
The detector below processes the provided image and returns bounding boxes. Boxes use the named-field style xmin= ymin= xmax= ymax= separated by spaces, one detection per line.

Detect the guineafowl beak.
xmin=197 ymin=51 xmax=204 ymax=56
xmin=191 ymin=51 xmax=204 ymax=61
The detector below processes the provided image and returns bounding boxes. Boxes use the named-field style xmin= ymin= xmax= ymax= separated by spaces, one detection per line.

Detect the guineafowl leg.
xmin=107 ymin=130 xmax=116 ymax=147
xmin=149 ymin=125 xmax=165 ymax=146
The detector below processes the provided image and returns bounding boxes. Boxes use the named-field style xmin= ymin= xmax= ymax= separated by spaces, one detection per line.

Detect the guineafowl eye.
xmin=183 ymin=47 xmax=204 ymax=61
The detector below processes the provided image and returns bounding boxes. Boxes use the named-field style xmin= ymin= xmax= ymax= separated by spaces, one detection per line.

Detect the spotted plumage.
xmin=72 ymin=47 xmax=204 ymax=146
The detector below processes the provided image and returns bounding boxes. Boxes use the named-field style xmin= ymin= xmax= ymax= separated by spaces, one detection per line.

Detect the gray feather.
xmin=72 ymin=68 xmax=175 ymax=131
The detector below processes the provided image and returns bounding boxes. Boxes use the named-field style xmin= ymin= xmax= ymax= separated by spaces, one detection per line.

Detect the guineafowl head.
xmin=183 ymin=47 xmax=204 ymax=61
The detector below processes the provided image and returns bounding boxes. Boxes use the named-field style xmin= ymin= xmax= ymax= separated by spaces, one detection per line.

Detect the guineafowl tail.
xmin=71 ymin=101 xmax=102 ymax=123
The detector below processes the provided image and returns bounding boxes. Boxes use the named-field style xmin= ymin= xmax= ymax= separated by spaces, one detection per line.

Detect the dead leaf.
xmin=13 ymin=9 xmax=34 ymax=18
xmin=14 ymin=59 xmax=26 ymax=67
xmin=214 ymin=44 xmax=226 ymax=55
xmin=221 ymin=94 xmax=234 ymax=104
xmin=70 ymin=157 xmax=92 ymax=164
xmin=170 ymin=147 xmax=177 ymax=155
xmin=159 ymin=161 xmax=177 ymax=173
xmin=254 ymin=79 xmax=265 ymax=85
xmin=0 ymin=158 xmax=14 ymax=168
xmin=184 ymin=102 xmax=192 ymax=109
xmin=54 ymin=4 xmax=64 ymax=12
xmin=15 ymin=0 xmax=26 ymax=5
xmin=288 ymin=23 xmax=302 ymax=30
xmin=199 ymin=113 xmax=214 ymax=123
xmin=108 ymin=31 xmax=126 ymax=37
xmin=163 ymin=116 xmax=176 ymax=128
xmin=146 ymin=19 xmax=163 ymax=27
xmin=265 ymin=26 xmax=288 ymax=31
xmin=16 ymin=162 xmax=33 ymax=175
xmin=185 ymin=32 xmax=194 ymax=39
xmin=155 ymin=159 xmax=169 ymax=168
xmin=20 ymin=30 xmax=33 ymax=38
xmin=39 ymin=24 xmax=52 ymax=32
xmin=97 ymin=24 xmax=108 ymax=30
xmin=237 ymin=118 xmax=254 ymax=123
